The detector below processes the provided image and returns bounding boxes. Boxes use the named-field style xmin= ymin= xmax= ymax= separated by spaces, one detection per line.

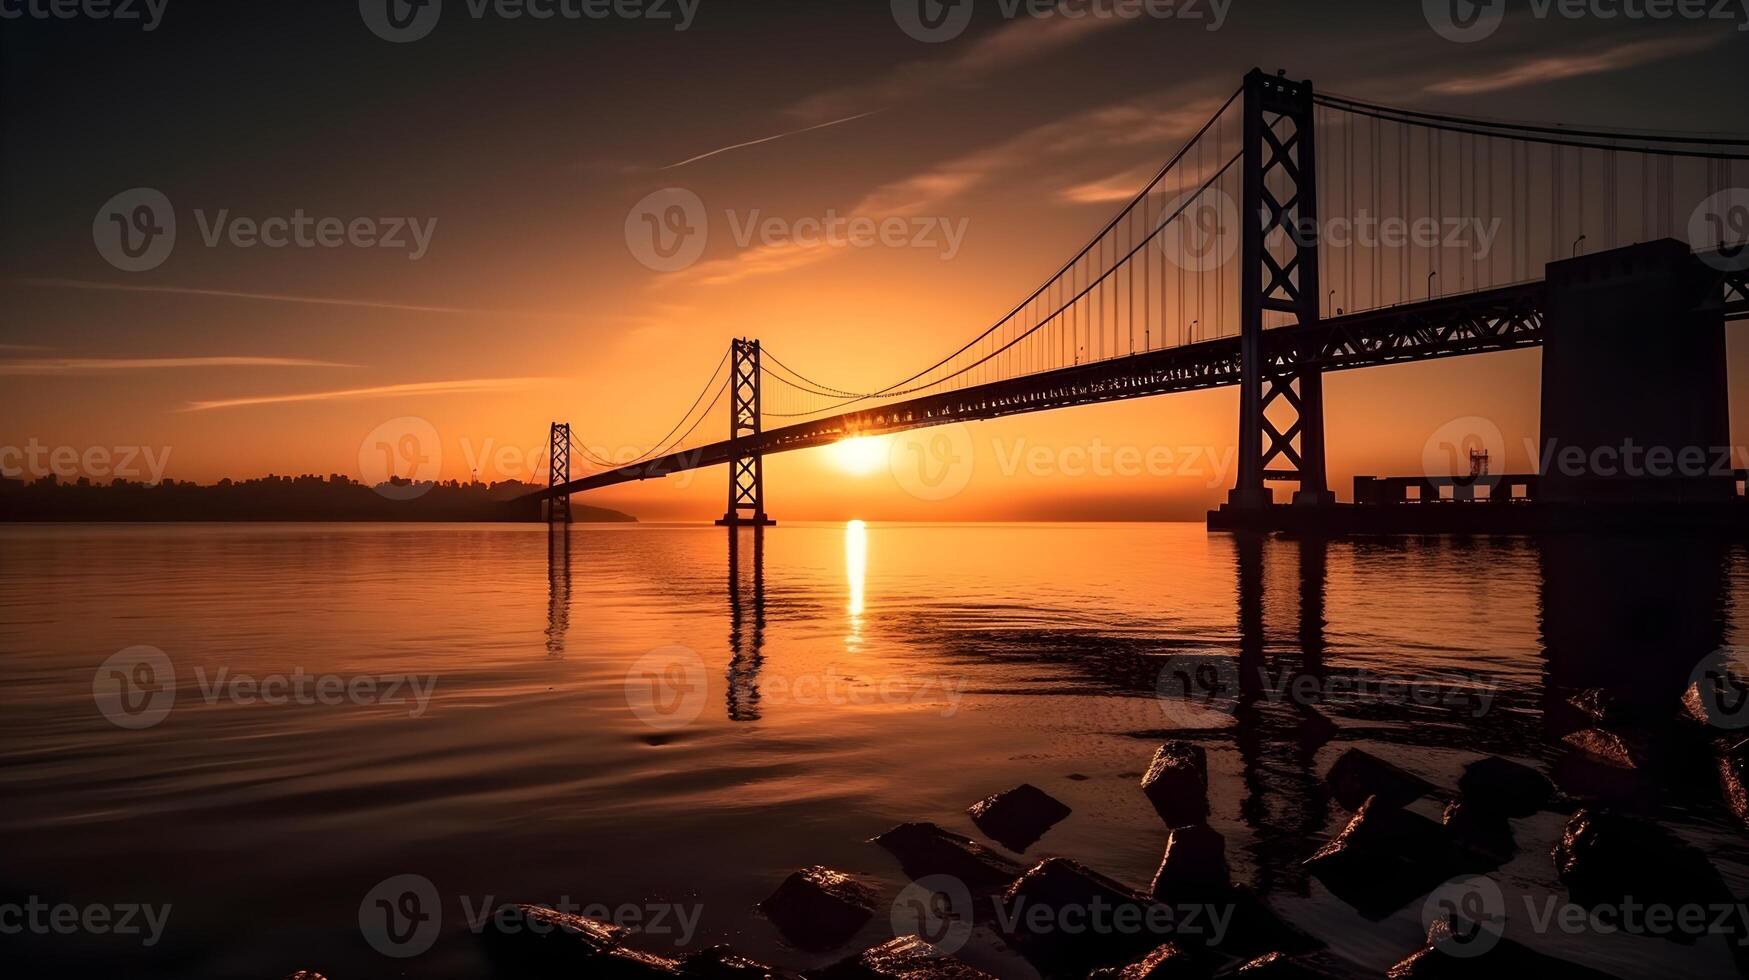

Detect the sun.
xmin=826 ymin=435 xmax=890 ymax=476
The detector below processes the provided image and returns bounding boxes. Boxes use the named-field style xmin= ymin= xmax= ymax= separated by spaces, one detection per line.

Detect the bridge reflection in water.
xmin=726 ymin=526 xmax=768 ymax=722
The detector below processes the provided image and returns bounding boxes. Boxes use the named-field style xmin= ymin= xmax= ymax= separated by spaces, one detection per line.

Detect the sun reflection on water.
xmin=845 ymin=520 xmax=867 ymax=649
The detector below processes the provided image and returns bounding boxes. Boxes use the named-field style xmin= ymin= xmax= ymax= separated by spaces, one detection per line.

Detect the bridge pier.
xmin=546 ymin=421 xmax=572 ymax=524
xmin=716 ymin=338 xmax=777 ymax=527
xmin=1229 ymin=69 xmax=1327 ymax=510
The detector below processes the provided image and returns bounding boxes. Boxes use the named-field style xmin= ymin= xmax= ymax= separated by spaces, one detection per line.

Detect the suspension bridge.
xmin=530 ymin=69 xmax=1749 ymax=526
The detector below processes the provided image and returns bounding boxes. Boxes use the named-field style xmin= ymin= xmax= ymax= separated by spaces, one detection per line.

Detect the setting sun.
xmin=825 ymin=435 xmax=891 ymax=476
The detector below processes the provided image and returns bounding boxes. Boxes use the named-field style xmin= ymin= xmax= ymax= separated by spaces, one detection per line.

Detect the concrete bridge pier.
xmin=1539 ymin=239 xmax=1733 ymax=504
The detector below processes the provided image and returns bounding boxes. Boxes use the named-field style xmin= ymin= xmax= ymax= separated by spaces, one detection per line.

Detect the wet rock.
xmin=1559 ymin=728 xmax=1651 ymax=771
xmin=1387 ymin=918 xmax=1623 ymax=978
xmin=966 ymin=783 xmax=1072 ymax=852
xmin=678 ymin=945 xmax=789 ymax=978
xmin=810 ymin=935 xmax=995 ymax=978
xmin=1552 ymin=808 xmax=1732 ymax=915
xmin=1304 ymin=796 xmax=1458 ymax=919
xmin=1141 ymin=741 xmax=1211 ymax=828
xmin=1087 ymin=941 xmax=1201 ymax=979
xmin=1325 ymin=749 xmax=1436 ymax=811
xmin=1716 ymin=737 xmax=1749 ymax=828
xmin=1229 ymin=951 xmax=1341 ymax=978
xmin=1565 ymin=688 xmax=1633 ymax=729
xmin=1150 ymin=823 xmax=1231 ymax=903
xmin=283 ymin=973 xmax=327 ymax=980
xmin=1216 ymin=886 xmax=1322 ymax=957
xmin=1455 ymin=756 xmax=1553 ymax=817
xmin=1441 ymin=801 xmax=1513 ymax=866
xmin=872 ymin=822 xmax=1026 ymax=893
xmin=758 ymin=866 xmax=879 ymax=951
xmin=482 ymin=903 xmax=627 ymax=966
xmin=1000 ymin=857 xmax=1157 ymax=968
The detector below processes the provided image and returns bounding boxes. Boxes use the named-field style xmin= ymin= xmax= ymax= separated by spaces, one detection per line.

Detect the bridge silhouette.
xmin=532 ymin=69 xmax=1749 ymax=525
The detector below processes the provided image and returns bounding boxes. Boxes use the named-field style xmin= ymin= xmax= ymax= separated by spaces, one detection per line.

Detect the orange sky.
xmin=4 ymin=5 xmax=1746 ymax=521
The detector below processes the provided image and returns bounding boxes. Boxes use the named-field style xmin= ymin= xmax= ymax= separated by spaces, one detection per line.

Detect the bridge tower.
xmin=1229 ymin=69 xmax=1332 ymax=509
xmin=716 ymin=338 xmax=777 ymax=527
xmin=546 ymin=422 xmax=572 ymax=525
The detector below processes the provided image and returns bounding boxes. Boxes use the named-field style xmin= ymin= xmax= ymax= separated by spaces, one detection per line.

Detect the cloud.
xmin=0 ymin=356 xmax=354 ymax=375
xmin=1424 ymin=34 xmax=1722 ymax=96
xmin=180 ymin=377 xmax=549 ymax=412
xmin=664 ymin=84 xmax=1227 ymax=287
xmin=661 ymin=109 xmax=887 ymax=170
xmin=13 ymin=278 xmax=561 ymax=318
xmin=789 ymin=13 xmax=1135 ymax=121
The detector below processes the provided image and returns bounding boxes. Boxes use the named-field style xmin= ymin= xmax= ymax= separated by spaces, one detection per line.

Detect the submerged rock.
xmin=1387 ymin=918 xmax=1623 ymax=978
xmin=1716 ymin=738 xmax=1749 ymax=828
xmin=1000 ymin=857 xmax=1157 ymax=968
xmin=1552 ymin=809 xmax=1732 ymax=916
xmin=1087 ymin=941 xmax=1201 ymax=979
xmin=1455 ymin=756 xmax=1553 ymax=817
xmin=871 ymin=822 xmax=1026 ymax=893
xmin=1559 ymin=728 xmax=1651 ymax=771
xmin=810 ymin=935 xmax=995 ymax=979
xmin=758 ymin=866 xmax=879 ymax=951
xmin=1441 ymin=801 xmax=1514 ymax=866
xmin=1231 ymin=951 xmax=1342 ymax=978
xmin=1150 ymin=823 xmax=1231 ymax=903
xmin=966 ymin=783 xmax=1072 ymax=852
xmin=481 ymin=904 xmax=679 ymax=976
xmin=1141 ymin=741 xmax=1211 ymax=828
xmin=1304 ymin=796 xmax=1458 ymax=919
xmin=678 ymin=945 xmax=789 ymax=978
xmin=1325 ymin=749 xmax=1436 ymax=811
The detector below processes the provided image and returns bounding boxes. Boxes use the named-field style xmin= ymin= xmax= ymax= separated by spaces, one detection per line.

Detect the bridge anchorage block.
xmin=716 ymin=338 xmax=777 ymax=527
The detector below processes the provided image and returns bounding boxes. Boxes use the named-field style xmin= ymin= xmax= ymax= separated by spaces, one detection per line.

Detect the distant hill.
xmin=0 ymin=474 xmax=634 ymax=523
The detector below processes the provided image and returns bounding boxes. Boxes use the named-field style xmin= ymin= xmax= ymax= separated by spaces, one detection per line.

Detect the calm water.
xmin=2 ymin=522 xmax=1747 ymax=978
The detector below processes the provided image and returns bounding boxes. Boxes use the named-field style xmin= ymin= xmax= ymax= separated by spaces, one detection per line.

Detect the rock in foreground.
xmin=1141 ymin=741 xmax=1211 ymax=828
xmin=810 ymin=935 xmax=995 ymax=978
xmin=1325 ymin=749 xmax=1436 ymax=812
xmin=759 ymin=866 xmax=879 ymax=951
xmin=966 ymin=783 xmax=1072 ymax=852
xmin=1304 ymin=796 xmax=1458 ymax=919
xmin=872 ymin=822 xmax=1026 ymax=893
xmin=1455 ymin=756 xmax=1553 ymax=817
xmin=1150 ymin=823 xmax=1231 ymax=903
